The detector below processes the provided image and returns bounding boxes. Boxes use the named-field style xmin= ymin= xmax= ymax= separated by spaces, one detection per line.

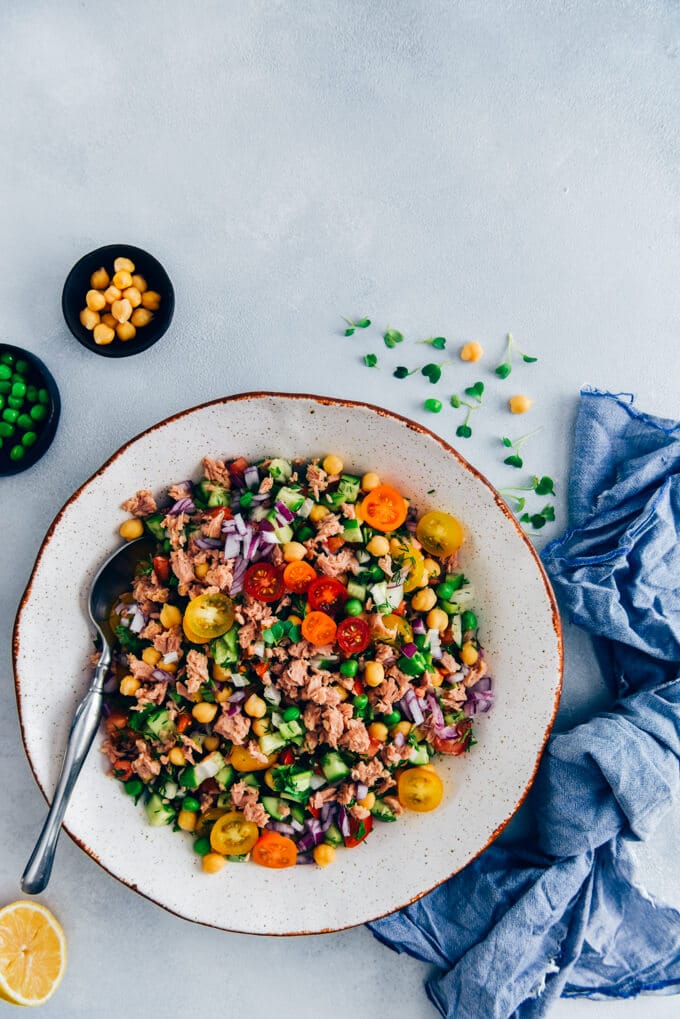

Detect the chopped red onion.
xmin=252 ymin=640 xmax=266 ymax=659
xmin=269 ymin=820 xmax=296 ymax=836
xmin=412 ymin=618 xmax=427 ymax=636
xmin=296 ymin=853 xmax=314 ymax=865
xmin=275 ymin=500 xmax=295 ymax=523
xmin=260 ymin=531 xmax=281 ymax=544
xmin=228 ymin=690 xmax=247 ymax=703
xmin=320 ymin=801 xmax=336 ymax=825
xmin=224 ymin=532 xmax=241 ymax=558
xmin=435 ymin=724 xmax=460 ymax=739
xmin=129 ymin=608 xmax=145 ymax=634
xmin=403 ymin=687 xmax=424 ymax=725
xmin=227 ymin=703 xmax=242 ymax=717
xmin=230 ymin=673 xmax=248 ymax=688
xmin=244 ymin=533 xmax=261 ymax=561
xmin=233 ymin=513 xmax=247 ymax=536
xmin=402 ymin=642 xmax=418 ymax=658
xmin=394 ymin=730 xmax=406 ymax=747
xmin=194 ymin=536 xmax=223 ymax=550
xmin=356 ymin=783 xmax=369 ymax=800
xmin=426 ymin=692 xmax=445 ymax=729
xmin=243 ymin=465 xmax=260 ymax=489
xmin=474 ymin=675 xmax=493 ymax=693
xmin=337 ymin=804 xmax=351 ymax=837
xmin=222 ymin=519 xmax=238 ymax=533
xmin=168 ymin=497 xmax=195 ymax=515
xmin=290 ymin=818 xmax=304 ymax=833
xmin=297 ymin=830 xmax=324 ymax=853
xmin=151 ymin=668 xmax=174 ymax=682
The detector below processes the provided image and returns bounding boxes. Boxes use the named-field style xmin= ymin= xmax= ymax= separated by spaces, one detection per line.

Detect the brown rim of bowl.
xmin=12 ymin=390 xmax=564 ymax=936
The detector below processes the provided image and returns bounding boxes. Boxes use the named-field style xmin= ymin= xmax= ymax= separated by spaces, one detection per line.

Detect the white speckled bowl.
xmin=13 ymin=393 xmax=562 ymax=934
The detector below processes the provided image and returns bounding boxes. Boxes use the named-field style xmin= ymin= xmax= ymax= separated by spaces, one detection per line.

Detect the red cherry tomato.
xmin=432 ymin=719 xmax=473 ymax=756
xmin=344 ymin=813 xmax=373 ymax=848
xmin=205 ymin=506 xmax=233 ymax=519
xmin=307 ymin=577 xmax=348 ymax=615
xmin=229 ymin=457 xmax=249 ymax=476
xmin=244 ymin=563 xmax=284 ymax=603
xmin=336 ymin=617 xmax=370 ymax=654
xmin=152 ymin=555 xmax=170 ymax=582
xmin=279 ymin=748 xmax=295 ymax=766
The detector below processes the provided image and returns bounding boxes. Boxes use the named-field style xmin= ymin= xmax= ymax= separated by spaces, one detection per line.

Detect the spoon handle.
xmin=21 ymin=651 xmax=111 ymax=895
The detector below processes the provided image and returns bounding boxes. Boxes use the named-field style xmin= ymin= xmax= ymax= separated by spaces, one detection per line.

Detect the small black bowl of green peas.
xmin=0 ymin=344 xmax=61 ymax=476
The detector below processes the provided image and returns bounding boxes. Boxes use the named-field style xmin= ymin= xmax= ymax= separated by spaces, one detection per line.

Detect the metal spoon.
xmin=21 ymin=535 xmax=155 ymax=894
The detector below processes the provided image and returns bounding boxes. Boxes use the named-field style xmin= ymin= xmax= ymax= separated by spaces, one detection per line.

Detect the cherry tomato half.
xmin=397 ymin=766 xmax=444 ymax=812
xmin=283 ymin=560 xmax=317 ymax=593
xmin=373 ymin=613 xmax=413 ymax=647
xmin=344 ymin=813 xmax=373 ymax=848
xmin=252 ymin=831 xmax=298 ymax=868
xmin=244 ymin=562 xmax=285 ymax=603
xmin=152 ymin=555 xmax=170 ymax=583
xmin=415 ymin=510 xmax=463 ymax=558
xmin=389 ymin=537 xmax=425 ymax=593
xmin=210 ymin=812 xmax=260 ymax=855
xmin=183 ymin=593 xmax=234 ymax=641
xmin=360 ymin=484 xmax=408 ymax=532
xmin=307 ymin=576 xmax=348 ymax=615
xmin=301 ymin=610 xmax=338 ymax=646
xmin=337 ymin=617 xmax=371 ymax=654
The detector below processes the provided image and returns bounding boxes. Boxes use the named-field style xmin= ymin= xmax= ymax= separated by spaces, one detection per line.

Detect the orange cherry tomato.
xmin=307 ymin=577 xmax=347 ymax=614
xmin=301 ymin=610 xmax=337 ymax=646
xmin=175 ymin=713 xmax=192 ymax=733
xmin=336 ymin=617 xmax=370 ymax=654
xmin=252 ymin=831 xmax=298 ymax=868
xmin=283 ymin=560 xmax=317 ymax=593
xmin=360 ymin=484 xmax=408 ymax=532
xmin=244 ymin=563 xmax=284 ymax=603
xmin=326 ymin=535 xmax=345 ymax=553
xmin=113 ymin=760 xmax=134 ymax=781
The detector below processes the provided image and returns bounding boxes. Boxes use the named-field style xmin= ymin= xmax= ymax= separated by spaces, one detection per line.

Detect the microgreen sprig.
xmin=342 ymin=316 xmax=371 ymax=336
xmin=363 ymin=353 xmax=378 ymax=368
xmin=499 ymin=475 xmax=556 ymax=529
xmin=393 ymin=360 xmax=455 ymax=383
xmin=495 ymin=333 xmax=538 ymax=379
xmin=520 ymin=505 xmax=556 ymax=530
xmin=417 ymin=336 xmax=447 ymax=350
xmin=450 ymin=381 xmax=485 ymax=438
xmin=383 ymin=327 xmax=404 ymax=348
xmin=501 ymin=427 xmax=543 ymax=468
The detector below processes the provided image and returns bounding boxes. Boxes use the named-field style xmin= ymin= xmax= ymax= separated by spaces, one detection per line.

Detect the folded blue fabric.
xmin=369 ymin=390 xmax=680 ymax=1018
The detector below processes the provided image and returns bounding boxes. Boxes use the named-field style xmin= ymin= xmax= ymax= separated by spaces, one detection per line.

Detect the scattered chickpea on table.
xmin=80 ymin=256 xmax=161 ymax=345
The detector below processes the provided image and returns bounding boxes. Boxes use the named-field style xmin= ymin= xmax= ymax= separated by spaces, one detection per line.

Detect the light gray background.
xmin=1 ymin=2 xmax=679 ymax=1016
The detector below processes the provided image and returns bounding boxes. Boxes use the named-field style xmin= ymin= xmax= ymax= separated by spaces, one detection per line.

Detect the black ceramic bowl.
xmin=62 ymin=244 xmax=175 ymax=358
xmin=0 ymin=344 xmax=61 ymax=476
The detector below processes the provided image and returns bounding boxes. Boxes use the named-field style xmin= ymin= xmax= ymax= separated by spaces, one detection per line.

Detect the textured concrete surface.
xmin=1 ymin=2 xmax=679 ymax=1016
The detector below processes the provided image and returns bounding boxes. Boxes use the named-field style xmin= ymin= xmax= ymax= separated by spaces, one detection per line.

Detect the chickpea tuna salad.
xmin=103 ymin=454 xmax=494 ymax=873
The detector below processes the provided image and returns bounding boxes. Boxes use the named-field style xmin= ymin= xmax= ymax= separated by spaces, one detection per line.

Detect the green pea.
xmin=7 ymin=395 xmax=23 ymax=410
xmin=11 ymin=381 xmax=27 ymax=398
xmin=0 ymin=352 xmax=14 ymax=366
xmin=182 ymin=796 xmax=200 ymax=812
xmin=461 ymin=610 xmax=477 ymax=631
xmin=424 ymin=398 xmax=442 ymax=413
xmin=193 ymin=836 xmax=211 ymax=856
xmin=344 ymin=598 xmax=363 ymax=617
xmin=22 ymin=431 xmax=37 ymax=448
xmin=9 ymin=444 xmax=24 ymax=462
xmin=0 ymin=365 xmax=11 ymax=380
xmin=0 ymin=396 xmax=4 ymax=410
xmin=26 ymin=385 xmax=37 ymax=402
xmin=339 ymin=659 xmax=359 ymax=678
xmin=439 ymin=598 xmax=459 ymax=615
xmin=2 ymin=408 xmax=19 ymax=424
xmin=0 ymin=381 xmax=9 ymax=394
xmin=30 ymin=403 xmax=47 ymax=422
xmin=38 ymin=388 xmax=49 ymax=404
xmin=353 ymin=694 xmax=368 ymax=712
xmin=383 ymin=710 xmax=401 ymax=727
xmin=17 ymin=413 xmax=32 ymax=430
xmin=15 ymin=359 xmax=29 ymax=374
xmin=436 ymin=580 xmax=456 ymax=601
xmin=282 ymin=705 xmax=301 ymax=721
xmin=124 ymin=778 xmax=143 ymax=798
xmin=0 ymin=421 xmax=15 ymax=437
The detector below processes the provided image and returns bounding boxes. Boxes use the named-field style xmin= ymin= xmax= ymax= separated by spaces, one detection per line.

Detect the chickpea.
xmin=203 ymin=735 xmax=220 ymax=752
xmin=244 ymin=694 xmax=267 ymax=718
xmin=283 ymin=541 xmax=306 ymax=562
xmin=211 ymin=661 xmax=231 ymax=682
xmin=460 ymin=341 xmax=484 ymax=362
xmin=313 ymin=844 xmax=336 ymax=867
xmin=90 ymin=267 xmax=110 ymax=289
xmin=131 ymin=273 xmax=148 ymax=292
xmin=160 ymin=604 xmax=182 ymax=628
xmin=86 ymin=289 xmax=107 ymax=312
xmin=116 ymin=321 xmax=137 ymax=342
xmin=214 ymin=684 xmax=233 ymax=701
xmin=101 ymin=313 xmax=118 ymax=328
xmin=122 ymin=285 xmax=142 ymax=308
xmin=202 ymin=852 xmax=226 ymax=874
xmin=168 ymin=747 xmax=186 ymax=766
xmin=411 ymin=587 xmax=437 ymax=612
xmin=361 ymin=471 xmax=380 ymax=492
xmin=141 ymin=290 xmax=161 ymax=311
xmin=194 ymin=562 xmax=210 ymax=579
xmin=309 ymin=504 xmax=329 ymax=522
xmin=358 ymin=792 xmax=375 ymax=810
xmin=423 ymin=558 xmax=440 ymax=578
xmin=114 ymin=256 xmax=136 ymax=273
xmin=461 ymin=642 xmax=479 ymax=665
xmin=111 ymin=298 xmax=132 ymax=323
xmin=141 ymin=646 xmax=162 ymax=667
xmin=368 ymin=721 xmax=388 ymax=742
xmin=103 ymin=285 xmax=121 ymax=304
xmin=177 ymin=809 xmax=197 ymax=832
xmin=192 ymin=702 xmax=218 ymax=724
xmin=119 ymin=674 xmax=140 ymax=697
xmin=119 ymin=517 xmax=143 ymax=540
xmin=427 ymin=608 xmax=449 ymax=632
xmin=509 ymin=395 xmax=534 ymax=414
xmin=366 ymin=535 xmax=390 ymax=557
xmin=131 ymin=307 xmax=153 ymax=327
xmin=112 ymin=270 xmax=133 ymax=290
xmin=364 ymin=661 xmax=385 ymax=687
xmin=79 ymin=307 xmax=100 ymax=331
xmin=162 ymin=660 xmax=178 ymax=674
xmin=251 ymin=718 xmax=269 ymax=737
xmin=322 ymin=454 xmax=343 ymax=476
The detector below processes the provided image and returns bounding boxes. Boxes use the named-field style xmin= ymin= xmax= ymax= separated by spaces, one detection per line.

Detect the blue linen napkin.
xmin=369 ymin=389 xmax=680 ymax=1018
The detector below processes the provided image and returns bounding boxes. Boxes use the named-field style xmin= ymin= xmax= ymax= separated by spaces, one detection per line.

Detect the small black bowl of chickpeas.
xmin=62 ymin=244 xmax=174 ymax=357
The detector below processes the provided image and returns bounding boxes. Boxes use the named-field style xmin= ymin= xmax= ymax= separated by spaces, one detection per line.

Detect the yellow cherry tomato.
xmin=397 ymin=766 xmax=444 ymax=812
xmin=183 ymin=593 xmax=234 ymax=641
xmin=210 ymin=812 xmax=260 ymax=854
xmin=390 ymin=536 xmax=425 ymax=593
xmin=375 ymin=613 xmax=413 ymax=646
xmin=230 ymin=745 xmax=278 ymax=772
xmin=416 ymin=511 xmax=464 ymax=558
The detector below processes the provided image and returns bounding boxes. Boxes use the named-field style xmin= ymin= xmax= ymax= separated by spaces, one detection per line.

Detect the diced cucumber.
xmin=408 ymin=743 xmax=430 ymax=766
xmin=250 ymin=504 xmax=270 ymax=522
xmin=241 ymin=772 xmax=260 ymax=790
xmin=324 ymin=822 xmax=344 ymax=846
xmin=267 ymin=458 xmax=293 ymax=482
xmin=183 ymin=751 xmax=226 ymax=789
xmin=289 ymin=803 xmax=306 ymax=825
xmin=160 ymin=780 xmax=178 ymax=800
xmin=386 ymin=584 xmax=404 ymax=609
xmin=347 ymin=579 xmax=367 ymax=601
xmin=449 ymin=614 xmax=462 ymax=647
xmin=369 ymin=582 xmax=391 ymax=615
xmin=371 ymin=799 xmax=398 ymax=822
xmin=321 ymin=751 xmax=351 ymax=783
xmin=278 ymin=719 xmax=303 ymax=741
xmin=145 ymin=709 xmax=175 ymax=740
xmin=259 ymin=732 xmax=287 ymax=756
xmin=356 ymin=549 xmax=371 ymax=565
xmin=212 ymin=627 xmax=239 ymax=667
xmin=207 ymin=486 xmax=230 ymax=508
xmin=227 ymin=854 xmax=249 ymax=862
xmin=145 ymin=793 xmax=175 ymax=827
xmin=265 ymin=509 xmax=294 ymax=543
xmin=342 ymin=519 xmax=363 ymax=543
xmin=445 ymin=586 xmax=475 ymax=613
xmin=276 ymin=485 xmax=305 ymax=511
xmin=217 ymin=792 xmax=232 ymax=809
xmin=144 ymin=513 xmax=166 ymax=541
xmin=326 ymin=473 xmax=361 ymax=506
xmin=215 ymin=764 xmax=234 ymax=790
xmin=261 ymin=796 xmax=288 ymax=820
